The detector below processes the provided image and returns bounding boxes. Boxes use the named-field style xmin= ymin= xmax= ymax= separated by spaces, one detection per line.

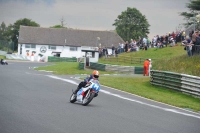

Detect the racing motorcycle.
xmin=1 ymin=59 xmax=8 ymax=65
xmin=70 ymin=79 xmax=100 ymax=106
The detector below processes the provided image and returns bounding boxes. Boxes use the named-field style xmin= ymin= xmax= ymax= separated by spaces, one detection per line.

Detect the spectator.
xmin=125 ymin=41 xmax=128 ymax=52
xmin=153 ymin=36 xmax=157 ymax=47
xmin=182 ymin=36 xmax=192 ymax=57
xmin=147 ymin=37 xmax=151 ymax=48
xmin=121 ymin=42 xmax=124 ymax=53
xmin=191 ymin=30 xmax=200 ymax=55
xmin=131 ymin=40 xmax=137 ymax=51
xmin=103 ymin=47 xmax=108 ymax=58
xmin=157 ymin=41 xmax=163 ymax=48
xmin=115 ymin=48 xmax=118 ymax=57
xmin=172 ymin=32 xmax=176 ymax=39
xmin=118 ymin=43 xmax=121 ymax=54
xmin=182 ymin=30 xmax=186 ymax=41
xmin=189 ymin=30 xmax=194 ymax=39
xmin=99 ymin=48 xmax=103 ymax=58
xmin=169 ymin=36 xmax=175 ymax=47
xmin=143 ymin=37 xmax=147 ymax=50
xmin=111 ymin=44 xmax=115 ymax=56
xmin=143 ymin=59 xmax=150 ymax=76
xmin=162 ymin=36 xmax=167 ymax=46
xmin=165 ymin=34 xmax=169 ymax=47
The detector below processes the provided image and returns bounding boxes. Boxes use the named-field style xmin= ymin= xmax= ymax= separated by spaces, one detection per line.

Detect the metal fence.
xmin=0 ymin=40 xmax=14 ymax=53
xmin=150 ymin=70 xmax=200 ymax=97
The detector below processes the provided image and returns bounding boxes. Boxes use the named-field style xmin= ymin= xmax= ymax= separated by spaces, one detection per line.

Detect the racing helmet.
xmin=92 ymin=70 xmax=100 ymax=78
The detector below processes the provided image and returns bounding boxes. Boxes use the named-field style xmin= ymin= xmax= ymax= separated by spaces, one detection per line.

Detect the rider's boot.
xmin=73 ymin=86 xmax=80 ymax=95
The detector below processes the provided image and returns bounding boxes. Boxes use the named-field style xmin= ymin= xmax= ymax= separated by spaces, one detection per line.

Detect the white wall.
xmin=89 ymin=52 xmax=99 ymax=62
xmin=18 ymin=44 xmax=83 ymax=58
xmin=17 ymin=44 xmax=99 ymax=62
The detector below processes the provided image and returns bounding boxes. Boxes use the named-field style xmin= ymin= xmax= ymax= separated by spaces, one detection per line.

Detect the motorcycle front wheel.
xmin=82 ymin=92 xmax=95 ymax=106
xmin=70 ymin=93 xmax=77 ymax=103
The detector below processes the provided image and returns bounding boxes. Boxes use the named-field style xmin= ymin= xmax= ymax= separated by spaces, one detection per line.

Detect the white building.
xmin=18 ymin=26 xmax=124 ymax=62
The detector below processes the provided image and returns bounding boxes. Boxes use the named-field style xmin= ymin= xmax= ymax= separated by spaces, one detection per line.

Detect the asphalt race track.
xmin=0 ymin=61 xmax=200 ymax=133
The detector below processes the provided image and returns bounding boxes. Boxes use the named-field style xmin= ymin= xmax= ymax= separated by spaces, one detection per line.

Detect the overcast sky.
xmin=0 ymin=0 xmax=189 ymax=39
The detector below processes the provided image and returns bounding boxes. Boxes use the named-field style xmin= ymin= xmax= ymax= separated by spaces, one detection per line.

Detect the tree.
xmin=0 ymin=22 xmax=7 ymax=41
xmin=113 ymin=7 xmax=150 ymax=41
xmin=0 ymin=22 xmax=13 ymax=50
xmin=11 ymin=18 xmax=40 ymax=50
xmin=180 ymin=0 xmax=200 ymax=29
xmin=50 ymin=25 xmax=65 ymax=28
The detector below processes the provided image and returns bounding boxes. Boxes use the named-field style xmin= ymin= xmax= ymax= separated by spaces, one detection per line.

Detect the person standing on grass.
xmin=104 ymin=47 xmax=108 ymax=58
xmin=115 ymin=48 xmax=118 ymax=57
xmin=125 ymin=41 xmax=128 ymax=52
xmin=143 ymin=59 xmax=150 ymax=76
xmin=191 ymin=30 xmax=200 ymax=55
xmin=111 ymin=44 xmax=115 ymax=56
xmin=182 ymin=36 xmax=192 ymax=57
xmin=121 ymin=42 xmax=124 ymax=53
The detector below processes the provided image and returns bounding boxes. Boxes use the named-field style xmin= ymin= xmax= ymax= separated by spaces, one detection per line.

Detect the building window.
xmin=25 ymin=44 xmax=36 ymax=49
xmin=31 ymin=44 xmax=36 ymax=48
xmin=25 ymin=44 xmax=30 ymax=48
xmin=48 ymin=45 xmax=56 ymax=50
xmin=70 ymin=47 xmax=77 ymax=51
xmin=86 ymin=52 xmax=95 ymax=58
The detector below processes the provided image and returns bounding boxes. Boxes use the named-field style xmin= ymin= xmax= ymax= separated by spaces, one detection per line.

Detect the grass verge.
xmin=0 ymin=55 xmax=6 ymax=59
xmin=100 ymin=76 xmax=200 ymax=112
xmin=35 ymin=62 xmax=116 ymax=75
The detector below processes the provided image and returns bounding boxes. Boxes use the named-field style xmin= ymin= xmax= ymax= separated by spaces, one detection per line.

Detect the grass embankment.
xmin=99 ymin=45 xmax=200 ymax=76
xmin=35 ymin=44 xmax=200 ymax=111
xmin=99 ymin=45 xmax=186 ymax=65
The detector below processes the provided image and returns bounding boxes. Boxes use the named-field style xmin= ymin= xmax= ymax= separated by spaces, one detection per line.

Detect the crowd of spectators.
xmin=98 ymin=30 xmax=200 ymax=58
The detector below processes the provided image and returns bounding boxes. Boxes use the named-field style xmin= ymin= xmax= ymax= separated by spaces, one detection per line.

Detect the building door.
xmin=86 ymin=57 xmax=89 ymax=66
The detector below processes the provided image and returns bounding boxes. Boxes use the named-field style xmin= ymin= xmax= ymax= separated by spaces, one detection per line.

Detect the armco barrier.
xmin=79 ymin=62 xmax=85 ymax=70
xmin=90 ymin=62 xmax=106 ymax=71
xmin=150 ymin=70 xmax=200 ymax=97
xmin=135 ymin=67 xmax=143 ymax=74
xmin=89 ymin=62 xmax=143 ymax=74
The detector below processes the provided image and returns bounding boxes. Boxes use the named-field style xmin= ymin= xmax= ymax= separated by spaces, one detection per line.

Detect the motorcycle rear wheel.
xmin=82 ymin=92 xmax=95 ymax=106
xmin=70 ymin=93 xmax=77 ymax=103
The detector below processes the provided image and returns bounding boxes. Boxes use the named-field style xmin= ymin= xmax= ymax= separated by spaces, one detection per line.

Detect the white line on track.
xmin=26 ymin=72 xmax=200 ymax=119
